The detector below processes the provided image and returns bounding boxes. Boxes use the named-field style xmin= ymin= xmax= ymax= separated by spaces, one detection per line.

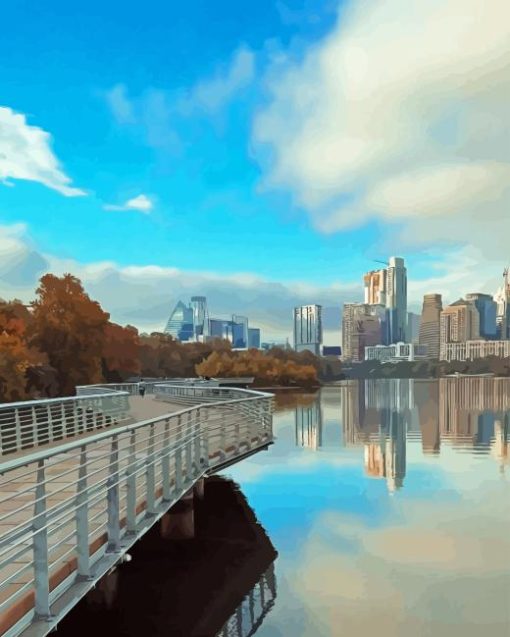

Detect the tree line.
xmin=0 ymin=273 xmax=319 ymax=402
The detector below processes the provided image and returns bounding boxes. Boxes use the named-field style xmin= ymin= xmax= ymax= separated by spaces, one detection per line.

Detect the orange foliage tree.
xmin=0 ymin=300 xmax=45 ymax=401
xmin=29 ymin=274 xmax=110 ymax=395
xmin=102 ymin=323 xmax=141 ymax=382
xmin=195 ymin=348 xmax=318 ymax=387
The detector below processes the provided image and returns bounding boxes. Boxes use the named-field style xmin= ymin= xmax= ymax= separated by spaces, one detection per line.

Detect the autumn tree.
xmin=0 ymin=300 xmax=46 ymax=401
xmin=102 ymin=323 xmax=141 ymax=382
xmin=29 ymin=274 xmax=109 ymax=395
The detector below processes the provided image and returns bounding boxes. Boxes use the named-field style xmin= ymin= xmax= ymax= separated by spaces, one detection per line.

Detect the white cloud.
xmin=188 ymin=46 xmax=255 ymax=112
xmin=0 ymin=223 xmax=356 ymax=341
xmin=0 ymin=106 xmax=85 ymax=196
xmin=104 ymin=194 xmax=154 ymax=213
xmin=254 ymin=0 xmax=510 ymax=255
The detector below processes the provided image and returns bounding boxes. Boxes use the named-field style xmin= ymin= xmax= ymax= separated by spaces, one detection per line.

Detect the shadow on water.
xmin=57 ymin=477 xmax=277 ymax=637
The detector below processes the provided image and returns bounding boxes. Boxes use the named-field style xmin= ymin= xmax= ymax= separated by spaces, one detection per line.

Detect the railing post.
xmin=162 ymin=419 xmax=171 ymax=501
xmin=146 ymin=424 xmax=156 ymax=516
xmin=106 ymin=435 xmax=121 ymax=553
xmin=14 ymin=408 xmax=22 ymax=452
xmin=76 ymin=446 xmax=91 ymax=579
xmin=33 ymin=459 xmax=51 ymax=620
xmin=31 ymin=405 xmax=37 ymax=449
xmin=186 ymin=412 xmax=193 ymax=481
xmin=193 ymin=409 xmax=201 ymax=473
xmin=175 ymin=415 xmax=183 ymax=493
xmin=126 ymin=431 xmax=137 ymax=534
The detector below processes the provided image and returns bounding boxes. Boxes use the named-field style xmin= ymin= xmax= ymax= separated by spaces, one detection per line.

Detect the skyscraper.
xmin=232 ymin=315 xmax=249 ymax=348
xmin=294 ymin=305 xmax=322 ymax=355
xmin=363 ymin=269 xmax=387 ymax=305
xmin=440 ymin=299 xmax=480 ymax=359
xmin=163 ymin=300 xmax=194 ymax=341
xmin=407 ymin=312 xmax=421 ymax=343
xmin=342 ymin=303 xmax=383 ymax=362
xmin=419 ymin=294 xmax=442 ymax=359
xmin=386 ymin=257 xmax=407 ymax=343
xmin=465 ymin=293 xmax=497 ymax=339
xmin=494 ymin=268 xmax=510 ymax=339
xmin=191 ymin=296 xmax=209 ymax=341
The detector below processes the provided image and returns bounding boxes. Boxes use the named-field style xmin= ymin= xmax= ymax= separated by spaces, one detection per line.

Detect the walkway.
xmin=0 ymin=383 xmax=274 ymax=637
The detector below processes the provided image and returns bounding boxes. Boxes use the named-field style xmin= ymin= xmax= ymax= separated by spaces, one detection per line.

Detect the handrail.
xmin=0 ymin=383 xmax=274 ymax=637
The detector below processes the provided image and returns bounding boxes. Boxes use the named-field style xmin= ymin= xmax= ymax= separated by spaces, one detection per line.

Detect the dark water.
xmin=60 ymin=378 xmax=510 ymax=636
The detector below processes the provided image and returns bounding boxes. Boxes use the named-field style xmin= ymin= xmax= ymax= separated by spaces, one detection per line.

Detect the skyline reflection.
xmin=293 ymin=378 xmax=510 ymax=491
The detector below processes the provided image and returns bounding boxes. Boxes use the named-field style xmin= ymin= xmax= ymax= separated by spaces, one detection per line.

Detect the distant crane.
xmin=372 ymin=259 xmax=389 ymax=267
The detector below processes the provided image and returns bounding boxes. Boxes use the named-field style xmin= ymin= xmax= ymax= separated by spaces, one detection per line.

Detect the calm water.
xmin=61 ymin=378 xmax=510 ymax=636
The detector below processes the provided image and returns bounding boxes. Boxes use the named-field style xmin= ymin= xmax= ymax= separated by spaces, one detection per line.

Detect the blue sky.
xmin=0 ymin=0 xmax=508 ymax=340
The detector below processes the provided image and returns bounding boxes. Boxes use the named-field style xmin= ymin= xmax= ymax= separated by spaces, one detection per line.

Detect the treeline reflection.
xmin=294 ymin=378 xmax=509 ymax=492
xmin=58 ymin=477 xmax=277 ymax=637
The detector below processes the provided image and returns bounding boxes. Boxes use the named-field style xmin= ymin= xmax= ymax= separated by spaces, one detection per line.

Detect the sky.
xmin=0 ymin=0 xmax=509 ymax=343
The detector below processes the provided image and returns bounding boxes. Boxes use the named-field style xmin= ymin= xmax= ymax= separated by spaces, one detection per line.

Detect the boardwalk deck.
xmin=0 ymin=385 xmax=274 ymax=637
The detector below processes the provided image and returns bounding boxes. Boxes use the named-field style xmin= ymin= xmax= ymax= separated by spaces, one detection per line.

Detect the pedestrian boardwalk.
xmin=0 ymin=383 xmax=274 ymax=637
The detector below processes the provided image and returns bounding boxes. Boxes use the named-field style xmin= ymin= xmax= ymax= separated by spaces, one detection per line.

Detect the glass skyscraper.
xmin=163 ymin=301 xmax=194 ymax=341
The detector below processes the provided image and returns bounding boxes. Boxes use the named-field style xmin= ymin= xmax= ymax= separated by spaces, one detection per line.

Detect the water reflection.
xmin=58 ymin=477 xmax=277 ymax=637
xmin=292 ymin=378 xmax=510 ymax=492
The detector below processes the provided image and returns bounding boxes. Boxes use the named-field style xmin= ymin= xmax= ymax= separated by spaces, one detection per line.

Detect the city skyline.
xmin=1 ymin=1 xmax=509 ymax=345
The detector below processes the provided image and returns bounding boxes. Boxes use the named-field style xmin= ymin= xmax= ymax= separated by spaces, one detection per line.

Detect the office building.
xmin=322 ymin=345 xmax=342 ymax=357
xmin=365 ymin=342 xmax=428 ymax=363
xmin=190 ymin=296 xmax=209 ymax=340
xmin=495 ymin=268 xmax=510 ymax=339
xmin=440 ymin=299 xmax=480 ymax=354
xmin=465 ymin=293 xmax=497 ymax=339
xmin=407 ymin=312 xmax=421 ymax=343
xmin=386 ymin=257 xmax=407 ymax=343
xmin=364 ymin=269 xmax=387 ymax=305
xmin=441 ymin=339 xmax=510 ymax=362
xmin=342 ymin=303 xmax=383 ymax=362
xmin=248 ymin=328 xmax=261 ymax=349
xmin=163 ymin=300 xmax=194 ymax=341
xmin=294 ymin=305 xmax=322 ymax=356
xmin=232 ymin=315 xmax=249 ymax=348
xmin=419 ymin=294 xmax=442 ymax=359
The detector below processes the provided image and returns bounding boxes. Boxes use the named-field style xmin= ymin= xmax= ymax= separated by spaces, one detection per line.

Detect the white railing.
xmin=0 ymin=385 xmax=274 ymax=637
xmin=0 ymin=393 xmax=131 ymax=456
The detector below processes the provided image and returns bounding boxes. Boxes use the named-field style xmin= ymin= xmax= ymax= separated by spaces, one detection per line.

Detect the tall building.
xmin=248 ymin=327 xmax=261 ymax=349
xmin=419 ymin=294 xmax=442 ymax=359
xmin=465 ymin=293 xmax=497 ymax=339
xmin=294 ymin=305 xmax=322 ymax=355
xmin=440 ymin=299 xmax=480 ymax=359
xmin=363 ymin=269 xmax=387 ymax=305
xmin=342 ymin=303 xmax=383 ymax=362
xmin=386 ymin=257 xmax=407 ymax=343
xmin=494 ymin=268 xmax=510 ymax=339
xmin=232 ymin=315 xmax=249 ymax=348
xmin=163 ymin=300 xmax=194 ymax=341
xmin=190 ymin=296 xmax=209 ymax=340
xmin=407 ymin=312 xmax=421 ymax=343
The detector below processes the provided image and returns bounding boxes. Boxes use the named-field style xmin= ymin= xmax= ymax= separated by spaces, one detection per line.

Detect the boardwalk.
xmin=0 ymin=383 xmax=274 ymax=637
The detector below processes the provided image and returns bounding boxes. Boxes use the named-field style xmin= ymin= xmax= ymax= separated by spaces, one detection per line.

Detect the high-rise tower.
xmin=386 ymin=257 xmax=407 ymax=343
xmin=419 ymin=294 xmax=442 ymax=359
xmin=190 ymin=296 xmax=209 ymax=341
xmin=294 ymin=305 xmax=322 ymax=355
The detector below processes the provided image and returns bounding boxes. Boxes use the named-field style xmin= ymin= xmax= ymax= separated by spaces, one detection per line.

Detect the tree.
xmin=102 ymin=323 xmax=141 ymax=382
xmin=0 ymin=300 xmax=45 ymax=401
xmin=30 ymin=274 xmax=109 ymax=395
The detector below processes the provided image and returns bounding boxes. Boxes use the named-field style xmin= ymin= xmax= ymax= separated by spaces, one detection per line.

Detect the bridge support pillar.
xmin=160 ymin=489 xmax=195 ymax=540
xmin=193 ymin=478 xmax=205 ymax=500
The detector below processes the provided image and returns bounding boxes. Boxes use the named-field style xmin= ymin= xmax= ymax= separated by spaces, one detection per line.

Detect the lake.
xmin=59 ymin=378 xmax=510 ymax=637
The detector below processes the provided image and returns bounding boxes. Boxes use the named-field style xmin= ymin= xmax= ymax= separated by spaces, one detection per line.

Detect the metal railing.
xmin=0 ymin=385 xmax=274 ymax=637
xmin=218 ymin=564 xmax=277 ymax=637
xmin=0 ymin=393 xmax=131 ymax=456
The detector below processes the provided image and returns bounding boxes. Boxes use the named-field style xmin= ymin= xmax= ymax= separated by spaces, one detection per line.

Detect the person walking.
xmin=138 ymin=378 xmax=146 ymax=398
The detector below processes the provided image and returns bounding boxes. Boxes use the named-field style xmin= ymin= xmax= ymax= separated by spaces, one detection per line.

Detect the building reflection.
xmin=57 ymin=477 xmax=277 ymax=637
xmin=295 ymin=399 xmax=323 ymax=449
xmin=340 ymin=378 xmax=510 ymax=482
